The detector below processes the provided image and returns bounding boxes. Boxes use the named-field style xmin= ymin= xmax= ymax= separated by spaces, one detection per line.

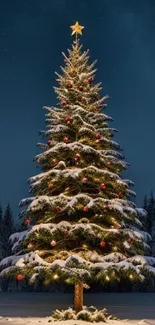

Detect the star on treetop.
xmin=70 ymin=21 xmax=84 ymax=36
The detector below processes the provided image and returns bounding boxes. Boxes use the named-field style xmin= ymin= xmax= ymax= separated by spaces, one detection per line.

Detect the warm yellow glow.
xmin=105 ymin=275 xmax=110 ymax=281
xmin=53 ymin=274 xmax=59 ymax=280
xmin=129 ymin=274 xmax=133 ymax=279
xmin=70 ymin=21 xmax=84 ymax=36
xmin=82 ymin=244 xmax=88 ymax=249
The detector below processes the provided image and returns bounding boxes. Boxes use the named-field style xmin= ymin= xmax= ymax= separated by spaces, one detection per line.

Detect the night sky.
xmin=0 ymin=0 xmax=155 ymax=222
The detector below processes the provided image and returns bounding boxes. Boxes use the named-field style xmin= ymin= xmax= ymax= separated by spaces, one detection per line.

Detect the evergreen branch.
xmin=77 ymin=50 xmax=89 ymax=62
xmin=87 ymin=60 xmax=97 ymax=71
xmin=62 ymin=52 xmax=74 ymax=68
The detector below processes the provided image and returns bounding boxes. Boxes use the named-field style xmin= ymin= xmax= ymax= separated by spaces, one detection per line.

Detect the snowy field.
xmin=1 ymin=318 xmax=155 ymax=325
xmin=1 ymin=293 xmax=155 ymax=325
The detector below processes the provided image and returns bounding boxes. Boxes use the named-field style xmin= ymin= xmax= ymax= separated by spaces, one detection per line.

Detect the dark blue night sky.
xmin=0 ymin=0 xmax=155 ymax=221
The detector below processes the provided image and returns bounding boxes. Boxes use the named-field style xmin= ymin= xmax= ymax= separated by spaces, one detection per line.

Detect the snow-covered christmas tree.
xmin=0 ymin=22 xmax=155 ymax=318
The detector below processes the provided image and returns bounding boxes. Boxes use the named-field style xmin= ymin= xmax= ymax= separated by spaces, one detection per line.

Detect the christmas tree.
xmin=0 ymin=22 xmax=154 ymax=319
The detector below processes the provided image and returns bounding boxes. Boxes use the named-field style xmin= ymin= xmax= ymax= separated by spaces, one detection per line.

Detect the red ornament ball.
xmin=118 ymin=192 xmax=123 ymax=198
xmin=107 ymin=161 xmax=111 ymax=166
xmin=127 ymin=238 xmax=132 ymax=243
xmin=100 ymin=183 xmax=106 ymax=189
xmin=53 ymin=159 xmax=58 ymax=164
xmin=104 ymin=205 xmax=110 ymax=209
xmin=66 ymin=117 xmax=72 ymax=123
xmin=56 ymin=206 xmax=62 ymax=213
xmin=87 ymin=77 xmax=93 ymax=83
xmin=116 ymin=224 xmax=121 ymax=229
xmin=50 ymin=240 xmax=56 ymax=247
xmin=100 ymin=241 xmax=106 ymax=247
xmin=25 ymin=219 xmax=30 ymax=225
xmin=48 ymin=183 xmax=54 ymax=189
xmin=108 ymin=132 xmax=113 ymax=137
xmin=64 ymin=137 xmax=69 ymax=143
xmin=67 ymin=82 xmax=73 ymax=88
xmin=83 ymin=206 xmax=89 ymax=212
xmin=16 ymin=274 xmax=23 ymax=281
xmin=64 ymin=230 xmax=69 ymax=235
xmin=74 ymin=153 xmax=81 ymax=159
xmin=82 ymin=177 xmax=88 ymax=182
xmin=95 ymin=133 xmax=101 ymax=139
xmin=62 ymin=101 xmax=67 ymax=107
xmin=82 ymin=97 xmax=87 ymax=104
xmin=47 ymin=140 xmax=51 ymax=146
xmin=79 ymin=85 xmax=83 ymax=91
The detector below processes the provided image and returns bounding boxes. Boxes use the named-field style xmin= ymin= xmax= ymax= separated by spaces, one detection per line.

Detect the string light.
xmin=82 ymin=244 xmax=88 ymax=249
xmin=105 ymin=275 xmax=110 ymax=281
xmin=53 ymin=274 xmax=59 ymax=280
xmin=129 ymin=274 xmax=133 ymax=279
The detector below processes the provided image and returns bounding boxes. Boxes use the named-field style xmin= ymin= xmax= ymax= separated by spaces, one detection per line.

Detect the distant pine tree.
xmin=146 ymin=191 xmax=155 ymax=235
xmin=0 ymin=203 xmax=3 ymax=260
xmin=14 ymin=221 xmax=25 ymax=232
xmin=0 ymin=203 xmax=15 ymax=291
xmin=143 ymin=194 xmax=148 ymax=210
xmin=141 ymin=194 xmax=148 ymax=230
xmin=2 ymin=203 xmax=14 ymax=257
xmin=143 ymin=191 xmax=155 ymax=256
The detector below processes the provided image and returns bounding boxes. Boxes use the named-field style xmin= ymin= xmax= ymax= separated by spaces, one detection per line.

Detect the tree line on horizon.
xmin=142 ymin=191 xmax=155 ymax=257
xmin=0 ymin=203 xmax=25 ymax=262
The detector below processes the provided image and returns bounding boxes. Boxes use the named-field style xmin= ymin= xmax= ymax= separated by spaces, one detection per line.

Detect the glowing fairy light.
xmin=105 ymin=275 xmax=110 ymax=281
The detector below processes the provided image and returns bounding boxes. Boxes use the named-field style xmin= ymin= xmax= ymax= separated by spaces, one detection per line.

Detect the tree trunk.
xmin=74 ymin=282 xmax=83 ymax=313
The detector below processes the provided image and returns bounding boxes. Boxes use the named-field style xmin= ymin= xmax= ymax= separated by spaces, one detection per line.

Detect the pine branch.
xmin=127 ymin=189 xmax=136 ymax=197
xmin=19 ymin=197 xmax=34 ymax=207
xmin=55 ymin=71 xmax=64 ymax=82
xmin=93 ymin=95 xmax=109 ymax=108
xmin=77 ymin=50 xmax=89 ymax=62
xmin=36 ymin=143 xmax=47 ymax=150
xmin=62 ymin=52 xmax=74 ymax=68
xmin=60 ymin=66 xmax=71 ymax=78
xmin=79 ymin=69 xmax=97 ymax=81
xmin=87 ymin=60 xmax=97 ymax=71
xmin=43 ymin=106 xmax=61 ymax=113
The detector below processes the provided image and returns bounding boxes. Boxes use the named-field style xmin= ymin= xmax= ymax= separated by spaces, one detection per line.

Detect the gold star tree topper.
xmin=70 ymin=21 xmax=84 ymax=36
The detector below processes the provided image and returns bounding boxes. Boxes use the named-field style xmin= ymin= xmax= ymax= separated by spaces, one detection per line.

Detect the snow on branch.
xmin=87 ymin=59 xmax=97 ymax=71
xmin=28 ymin=165 xmax=124 ymax=190
xmin=77 ymin=49 xmax=89 ymax=63
xmin=62 ymin=52 xmax=74 ymax=68
xmin=19 ymin=197 xmax=34 ymax=207
xmin=92 ymin=95 xmax=109 ymax=108
xmin=136 ymin=208 xmax=147 ymax=218
xmin=103 ymin=150 xmax=124 ymax=159
xmin=43 ymin=106 xmax=61 ymax=113
xmin=79 ymin=69 xmax=97 ymax=81
xmin=122 ymin=179 xmax=134 ymax=187
xmin=127 ymin=189 xmax=136 ymax=197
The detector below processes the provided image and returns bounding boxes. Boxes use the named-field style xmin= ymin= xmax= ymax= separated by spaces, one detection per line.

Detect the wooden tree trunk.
xmin=74 ymin=282 xmax=83 ymax=313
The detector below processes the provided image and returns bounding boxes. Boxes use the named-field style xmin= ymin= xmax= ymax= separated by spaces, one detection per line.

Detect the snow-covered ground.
xmin=0 ymin=318 xmax=155 ymax=325
xmin=1 ymin=293 xmax=155 ymax=325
